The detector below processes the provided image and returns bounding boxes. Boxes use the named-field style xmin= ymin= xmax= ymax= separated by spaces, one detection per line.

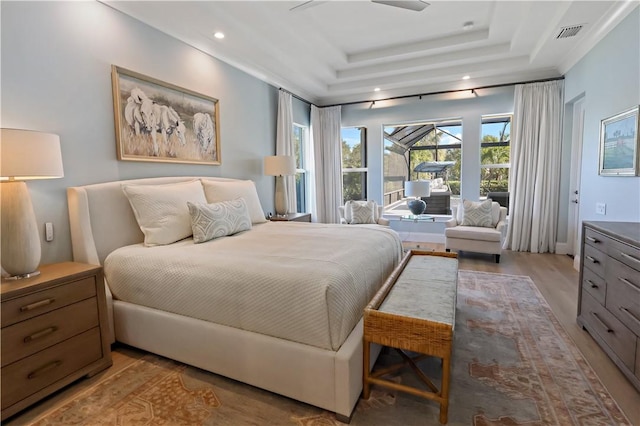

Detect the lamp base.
xmin=2 ymin=270 xmax=41 ymax=281
xmin=407 ymin=199 xmax=426 ymax=215
xmin=274 ymin=175 xmax=289 ymax=216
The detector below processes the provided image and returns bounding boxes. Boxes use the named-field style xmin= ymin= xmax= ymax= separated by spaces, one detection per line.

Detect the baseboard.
xmin=555 ymin=242 xmax=568 ymax=255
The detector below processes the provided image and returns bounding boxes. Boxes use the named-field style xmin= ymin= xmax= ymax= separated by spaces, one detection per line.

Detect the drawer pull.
xmin=586 ymin=236 xmax=600 ymax=243
xmin=618 ymin=276 xmax=640 ymax=290
xmin=585 ymin=256 xmax=599 ymax=264
xmin=28 ymin=360 xmax=62 ymax=379
xmin=620 ymin=252 xmax=640 ymax=265
xmin=24 ymin=326 xmax=58 ymax=343
xmin=619 ymin=307 xmax=640 ymax=328
xmin=591 ymin=312 xmax=613 ymax=333
xmin=586 ymin=280 xmax=598 ymax=289
xmin=20 ymin=298 xmax=55 ymax=312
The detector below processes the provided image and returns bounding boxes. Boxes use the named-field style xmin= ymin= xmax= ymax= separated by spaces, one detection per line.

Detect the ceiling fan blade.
xmin=289 ymin=1 xmax=327 ymax=12
xmin=371 ymin=0 xmax=430 ymax=12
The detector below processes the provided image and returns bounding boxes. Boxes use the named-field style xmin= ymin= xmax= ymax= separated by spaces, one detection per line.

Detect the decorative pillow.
xmin=122 ymin=180 xmax=207 ymax=246
xmin=187 ymin=199 xmax=252 ymax=243
xmin=461 ymin=199 xmax=493 ymax=227
xmin=346 ymin=200 xmax=377 ymax=224
xmin=201 ymin=179 xmax=267 ymax=224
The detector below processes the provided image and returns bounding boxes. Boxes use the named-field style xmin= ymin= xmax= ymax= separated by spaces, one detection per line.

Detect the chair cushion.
xmin=345 ymin=200 xmax=377 ymax=224
xmin=445 ymin=225 xmax=502 ymax=242
xmin=461 ymin=199 xmax=493 ymax=227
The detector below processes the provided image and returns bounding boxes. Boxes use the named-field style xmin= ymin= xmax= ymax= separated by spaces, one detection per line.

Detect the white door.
xmin=568 ymin=97 xmax=585 ymax=269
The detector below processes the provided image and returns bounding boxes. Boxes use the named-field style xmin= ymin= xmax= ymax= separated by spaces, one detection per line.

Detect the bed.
xmin=67 ymin=176 xmax=403 ymax=421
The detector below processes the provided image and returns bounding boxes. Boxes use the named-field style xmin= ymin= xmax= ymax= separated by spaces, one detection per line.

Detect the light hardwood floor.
xmin=6 ymin=248 xmax=640 ymax=425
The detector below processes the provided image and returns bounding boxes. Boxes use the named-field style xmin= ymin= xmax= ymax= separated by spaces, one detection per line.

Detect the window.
xmin=480 ymin=115 xmax=511 ymax=197
xmin=293 ymin=124 xmax=308 ymax=213
xmin=383 ymin=120 xmax=462 ymax=209
xmin=341 ymin=127 xmax=367 ymax=202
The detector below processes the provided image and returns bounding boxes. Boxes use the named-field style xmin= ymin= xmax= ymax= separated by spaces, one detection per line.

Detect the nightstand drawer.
xmin=1 ymin=327 xmax=102 ymax=411
xmin=584 ymin=228 xmax=608 ymax=250
xmin=1 ymin=298 xmax=99 ymax=367
xmin=1 ymin=276 xmax=96 ymax=327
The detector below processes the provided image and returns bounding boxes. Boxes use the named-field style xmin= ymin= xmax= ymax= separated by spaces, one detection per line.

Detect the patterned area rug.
xmin=31 ymin=271 xmax=629 ymax=425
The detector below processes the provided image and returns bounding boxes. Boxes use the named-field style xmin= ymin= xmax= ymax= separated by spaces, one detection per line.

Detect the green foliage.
xmin=480 ymin=179 xmax=509 ymax=196
xmin=343 ymin=172 xmax=366 ymax=201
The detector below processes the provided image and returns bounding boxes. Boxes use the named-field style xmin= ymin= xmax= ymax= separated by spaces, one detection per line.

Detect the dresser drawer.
xmin=606 ymin=258 xmax=640 ymax=336
xmin=580 ymin=291 xmax=635 ymax=370
xmin=583 ymin=244 xmax=607 ymax=278
xmin=1 ymin=277 xmax=96 ymax=327
xmin=1 ymin=327 xmax=102 ymax=411
xmin=582 ymin=267 xmax=606 ymax=306
xmin=1 ymin=298 xmax=99 ymax=367
xmin=608 ymin=238 xmax=640 ymax=272
xmin=584 ymin=228 xmax=608 ymax=250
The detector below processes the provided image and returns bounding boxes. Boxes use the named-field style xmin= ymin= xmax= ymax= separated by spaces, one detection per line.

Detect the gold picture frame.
xmin=111 ymin=65 xmax=221 ymax=165
xmin=598 ymin=105 xmax=639 ymax=176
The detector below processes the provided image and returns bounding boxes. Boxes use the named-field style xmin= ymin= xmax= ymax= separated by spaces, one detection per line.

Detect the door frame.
xmin=568 ymin=97 xmax=585 ymax=269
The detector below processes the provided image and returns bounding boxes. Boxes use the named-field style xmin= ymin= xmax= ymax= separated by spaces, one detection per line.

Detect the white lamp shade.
xmin=264 ymin=155 xmax=296 ymax=176
xmin=405 ymin=180 xmax=431 ymax=197
xmin=1 ymin=129 xmax=64 ymax=180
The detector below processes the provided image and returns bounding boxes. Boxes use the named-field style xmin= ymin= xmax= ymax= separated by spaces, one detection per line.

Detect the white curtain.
xmin=276 ymin=90 xmax=296 ymax=213
xmin=507 ymin=80 xmax=564 ymax=253
xmin=311 ymin=105 xmax=342 ymax=223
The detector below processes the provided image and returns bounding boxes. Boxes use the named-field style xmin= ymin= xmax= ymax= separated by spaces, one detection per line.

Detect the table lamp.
xmin=1 ymin=129 xmax=64 ymax=280
xmin=264 ymin=155 xmax=295 ymax=216
xmin=405 ymin=180 xmax=431 ymax=215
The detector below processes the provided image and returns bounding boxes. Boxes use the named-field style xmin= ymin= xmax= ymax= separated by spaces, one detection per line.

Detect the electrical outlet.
xmin=45 ymin=222 xmax=54 ymax=241
xmin=595 ymin=202 xmax=606 ymax=215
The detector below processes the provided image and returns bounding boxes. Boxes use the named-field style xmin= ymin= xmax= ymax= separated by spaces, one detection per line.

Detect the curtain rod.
xmin=308 ymin=76 xmax=565 ymax=108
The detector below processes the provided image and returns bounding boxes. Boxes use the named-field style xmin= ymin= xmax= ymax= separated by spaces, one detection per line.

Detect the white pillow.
xmin=346 ymin=200 xmax=377 ymax=224
xmin=201 ymin=180 xmax=267 ymax=224
xmin=122 ymin=180 xmax=207 ymax=246
xmin=188 ymin=199 xmax=252 ymax=243
xmin=461 ymin=199 xmax=493 ymax=227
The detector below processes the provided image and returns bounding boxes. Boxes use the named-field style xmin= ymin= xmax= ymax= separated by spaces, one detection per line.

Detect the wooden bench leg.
xmin=439 ymin=354 xmax=451 ymax=424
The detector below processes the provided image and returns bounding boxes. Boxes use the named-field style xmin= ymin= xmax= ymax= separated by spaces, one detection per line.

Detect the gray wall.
xmin=1 ymin=1 xmax=279 ymax=265
xmin=563 ymin=7 xmax=640 ymax=230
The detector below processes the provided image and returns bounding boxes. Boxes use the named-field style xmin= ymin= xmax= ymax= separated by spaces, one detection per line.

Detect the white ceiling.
xmin=104 ymin=1 xmax=637 ymax=106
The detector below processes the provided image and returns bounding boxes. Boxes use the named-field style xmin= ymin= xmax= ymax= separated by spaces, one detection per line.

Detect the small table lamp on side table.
xmin=404 ymin=180 xmax=431 ymax=216
xmin=264 ymin=155 xmax=296 ymax=217
xmin=1 ymin=129 xmax=64 ymax=280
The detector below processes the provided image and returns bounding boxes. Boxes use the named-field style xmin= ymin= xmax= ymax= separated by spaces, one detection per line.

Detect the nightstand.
xmin=1 ymin=262 xmax=112 ymax=420
xmin=269 ymin=212 xmax=312 ymax=222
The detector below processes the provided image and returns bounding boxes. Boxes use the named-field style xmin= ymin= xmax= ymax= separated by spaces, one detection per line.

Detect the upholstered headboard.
xmin=67 ymin=176 xmax=240 ymax=265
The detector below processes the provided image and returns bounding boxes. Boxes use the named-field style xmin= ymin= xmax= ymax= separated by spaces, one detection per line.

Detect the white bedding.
xmin=104 ymin=222 xmax=402 ymax=351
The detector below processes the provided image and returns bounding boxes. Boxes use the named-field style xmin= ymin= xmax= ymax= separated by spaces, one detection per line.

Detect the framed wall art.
xmin=111 ymin=65 xmax=221 ymax=165
xmin=599 ymin=105 xmax=639 ymax=176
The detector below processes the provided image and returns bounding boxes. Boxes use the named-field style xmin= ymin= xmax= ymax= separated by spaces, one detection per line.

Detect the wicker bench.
xmin=363 ymin=250 xmax=458 ymax=424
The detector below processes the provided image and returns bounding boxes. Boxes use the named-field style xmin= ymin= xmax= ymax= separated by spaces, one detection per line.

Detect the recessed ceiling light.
xmin=214 ymin=32 xmax=225 ymax=39
xmin=462 ymin=75 xmax=470 ymax=80
xmin=463 ymin=21 xmax=474 ymax=31
xmin=374 ymin=87 xmax=381 ymax=92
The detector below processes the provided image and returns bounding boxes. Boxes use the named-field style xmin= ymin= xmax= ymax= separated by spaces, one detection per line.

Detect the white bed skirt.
xmin=113 ymin=300 xmax=381 ymax=419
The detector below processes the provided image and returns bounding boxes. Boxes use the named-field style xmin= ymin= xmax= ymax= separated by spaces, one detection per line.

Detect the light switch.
xmin=45 ymin=222 xmax=54 ymax=241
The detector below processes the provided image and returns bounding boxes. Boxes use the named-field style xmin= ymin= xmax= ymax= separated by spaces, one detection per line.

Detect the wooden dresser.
xmin=577 ymin=221 xmax=640 ymax=391
xmin=1 ymin=262 xmax=112 ymax=420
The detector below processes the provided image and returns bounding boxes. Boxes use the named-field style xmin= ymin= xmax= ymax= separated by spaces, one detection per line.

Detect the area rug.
xmin=30 ymin=271 xmax=629 ymax=426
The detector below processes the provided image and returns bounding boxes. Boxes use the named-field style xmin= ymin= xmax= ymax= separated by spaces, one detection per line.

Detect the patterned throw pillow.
xmin=346 ymin=200 xmax=377 ymax=224
xmin=461 ymin=199 xmax=493 ymax=227
xmin=187 ymin=199 xmax=252 ymax=243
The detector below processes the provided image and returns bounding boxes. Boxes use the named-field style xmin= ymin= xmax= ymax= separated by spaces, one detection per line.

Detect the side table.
xmin=269 ymin=212 xmax=311 ymax=222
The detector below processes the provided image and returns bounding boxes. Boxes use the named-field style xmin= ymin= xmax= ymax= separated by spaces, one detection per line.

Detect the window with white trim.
xmin=480 ymin=115 xmax=511 ymax=197
xmin=341 ymin=127 xmax=367 ymax=202
xmin=293 ymin=124 xmax=309 ymax=213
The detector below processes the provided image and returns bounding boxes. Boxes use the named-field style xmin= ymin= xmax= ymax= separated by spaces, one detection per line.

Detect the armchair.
xmin=444 ymin=201 xmax=508 ymax=263
xmin=338 ymin=202 xmax=389 ymax=226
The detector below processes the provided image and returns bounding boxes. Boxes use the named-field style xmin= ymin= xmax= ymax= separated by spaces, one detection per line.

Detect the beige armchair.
xmin=338 ymin=204 xmax=389 ymax=226
xmin=444 ymin=201 xmax=508 ymax=263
